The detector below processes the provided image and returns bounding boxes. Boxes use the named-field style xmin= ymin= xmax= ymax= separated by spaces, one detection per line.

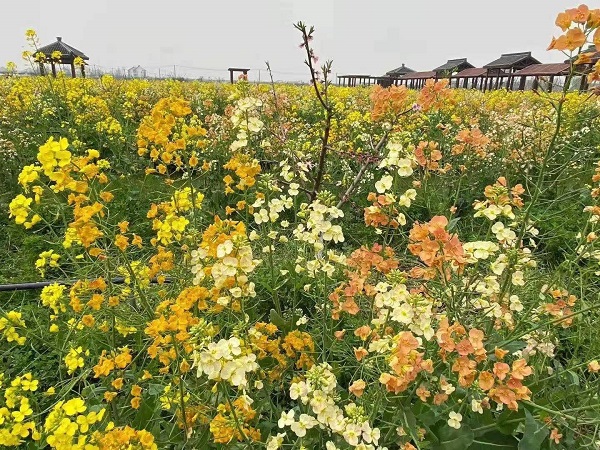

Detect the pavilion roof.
xmin=484 ymin=52 xmax=540 ymax=69
xmin=434 ymin=58 xmax=474 ymax=72
xmin=401 ymin=71 xmax=436 ymax=80
xmin=386 ymin=64 xmax=416 ymax=76
xmin=37 ymin=37 xmax=89 ymax=61
xmin=454 ymin=67 xmax=487 ymax=78
xmin=514 ymin=63 xmax=570 ymax=76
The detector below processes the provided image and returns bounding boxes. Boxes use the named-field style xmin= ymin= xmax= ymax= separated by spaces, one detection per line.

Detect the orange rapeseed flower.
xmin=555 ymin=11 xmax=572 ymax=31
xmin=566 ymin=4 xmax=590 ymax=23
xmin=370 ymin=85 xmax=409 ymax=121
xmin=548 ymin=28 xmax=586 ymax=51
xmin=349 ymin=379 xmax=366 ymax=397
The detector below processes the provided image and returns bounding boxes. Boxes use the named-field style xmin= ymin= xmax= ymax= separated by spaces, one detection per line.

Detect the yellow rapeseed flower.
xmin=62 ymin=398 xmax=86 ymax=416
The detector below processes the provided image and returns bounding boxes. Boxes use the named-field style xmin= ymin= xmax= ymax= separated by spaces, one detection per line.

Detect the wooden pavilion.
xmin=386 ymin=63 xmax=415 ymax=78
xmin=380 ymin=63 xmax=415 ymax=86
xmin=434 ymin=58 xmax=474 ymax=86
xmin=330 ymin=48 xmax=595 ymax=92
xmin=337 ymin=64 xmax=417 ymax=87
xmin=228 ymin=67 xmax=249 ymax=83
xmin=452 ymin=67 xmax=488 ymax=89
xmin=512 ymin=63 xmax=570 ymax=92
xmin=399 ymin=71 xmax=436 ymax=89
xmin=483 ymin=51 xmax=540 ymax=91
xmin=567 ymin=45 xmax=600 ymax=91
xmin=337 ymin=74 xmax=376 ymax=87
xmin=36 ymin=37 xmax=89 ymax=77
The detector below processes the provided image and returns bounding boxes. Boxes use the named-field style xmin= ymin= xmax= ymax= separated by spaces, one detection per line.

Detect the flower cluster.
xmin=8 ymin=194 xmax=41 ymax=229
xmin=35 ymin=250 xmax=61 ymax=276
xmin=64 ymin=346 xmax=89 ymax=375
xmin=209 ymin=396 xmax=261 ymax=444
xmin=473 ymin=177 xmax=524 ymax=222
xmin=538 ymin=288 xmax=577 ymax=328
xmin=291 ymin=200 xmax=346 ymax=278
xmin=0 ymin=373 xmax=39 ymax=446
xmin=192 ymin=336 xmax=259 ymax=387
xmin=329 ymin=244 xmax=399 ymax=318
xmin=224 ymin=154 xmax=262 ymax=193
xmin=0 ymin=311 xmax=26 ymax=345
xmin=137 ymin=97 xmax=207 ymax=173
xmin=408 ymin=215 xmax=466 ymax=273
xmin=145 ymin=289 xmax=208 ymax=369
xmin=378 ymin=331 xmax=431 ymax=394
xmin=43 ymin=398 xmax=105 ymax=449
xmin=548 ymin=5 xmax=599 ymax=56
xmin=280 ymin=363 xmax=381 ymax=449
xmin=370 ymin=84 xmax=409 ymax=122
xmin=190 ymin=217 xmax=259 ymax=310
xmin=147 ymin=186 xmax=204 ymax=246
xmin=366 ymin=141 xmax=417 ymax=228
xmin=92 ymin=425 xmax=157 ymax=450
xmin=417 ymin=79 xmax=453 ymax=111
xmin=414 ymin=140 xmax=445 ymax=172
xmin=452 ymin=126 xmax=492 ymax=158
xmin=92 ymin=347 xmax=132 ymax=378
xmin=229 ymin=96 xmax=264 ymax=151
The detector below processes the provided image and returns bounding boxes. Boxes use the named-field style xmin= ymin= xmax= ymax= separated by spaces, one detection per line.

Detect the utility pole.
xmin=158 ymin=68 xmax=161 ymax=79
xmin=174 ymin=65 xmax=177 ymax=79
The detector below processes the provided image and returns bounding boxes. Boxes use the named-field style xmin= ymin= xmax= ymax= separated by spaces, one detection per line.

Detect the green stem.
xmin=220 ymin=382 xmax=249 ymax=443
xmin=522 ymin=400 xmax=576 ymax=422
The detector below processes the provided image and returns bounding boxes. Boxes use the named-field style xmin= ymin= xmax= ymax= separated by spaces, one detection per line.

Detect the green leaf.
xmin=447 ymin=217 xmax=461 ymax=231
xmin=477 ymin=409 xmax=497 ymax=428
xmin=391 ymin=407 xmax=421 ymax=443
xmin=496 ymin=408 xmax=525 ymax=435
xmin=147 ymin=383 xmax=165 ymax=396
xmin=518 ymin=410 xmax=549 ymax=450
xmin=566 ymin=370 xmax=580 ymax=386
xmin=434 ymin=424 xmax=474 ymax=450
xmin=471 ymin=431 xmax=519 ymax=449
xmin=269 ymin=308 xmax=291 ymax=331
xmin=413 ymin=402 xmax=439 ymax=426
xmin=402 ymin=408 xmax=417 ymax=431
xmin=501 ymin=340 xmax=527 ymax=355
xmin=257 ymin=355 xmax=278 ymax=369
xmin=132 ymin=395 xmax=159 ymax=430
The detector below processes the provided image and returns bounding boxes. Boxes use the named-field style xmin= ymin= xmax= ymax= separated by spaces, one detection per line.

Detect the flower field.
xmin=1 ymin=7 xmax=600 ymax=450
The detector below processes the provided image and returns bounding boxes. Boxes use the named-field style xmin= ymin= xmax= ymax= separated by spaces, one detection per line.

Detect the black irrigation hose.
xmin=0 ymin=277 xmax=172 ymax=292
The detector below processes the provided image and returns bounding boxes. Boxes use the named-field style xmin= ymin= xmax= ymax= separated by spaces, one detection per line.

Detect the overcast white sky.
xmin=1 ymin=0 xmax=576 ymax=81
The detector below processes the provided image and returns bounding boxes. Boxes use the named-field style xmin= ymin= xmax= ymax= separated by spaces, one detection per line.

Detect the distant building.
xmin=375 ymin=63 xmax=416 ymax=87
xmin=127 ymin=65 xmax=147 ymax=78
xmin=385 ymin=63 xmax=415 ymax=78
xmin=433 ymin=58 xmax=474 ymax=78
xmin=337 ymin=48 xmax=595 ymax=92
xmin=483 ymin=51 xmax=541 ymax=90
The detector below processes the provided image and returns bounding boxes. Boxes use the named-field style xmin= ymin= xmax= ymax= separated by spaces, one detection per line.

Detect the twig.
xmin=294 ymin=22 xmax=334 ymax=201
xmin=335 ymin=106 xmax=414 ymax=208
xmin=336 ymin=160 xmax=371 ymax=209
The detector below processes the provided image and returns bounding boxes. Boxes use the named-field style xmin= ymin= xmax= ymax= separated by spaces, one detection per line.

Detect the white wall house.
xmin=127 ymin=65 xmax=147 ymax=78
